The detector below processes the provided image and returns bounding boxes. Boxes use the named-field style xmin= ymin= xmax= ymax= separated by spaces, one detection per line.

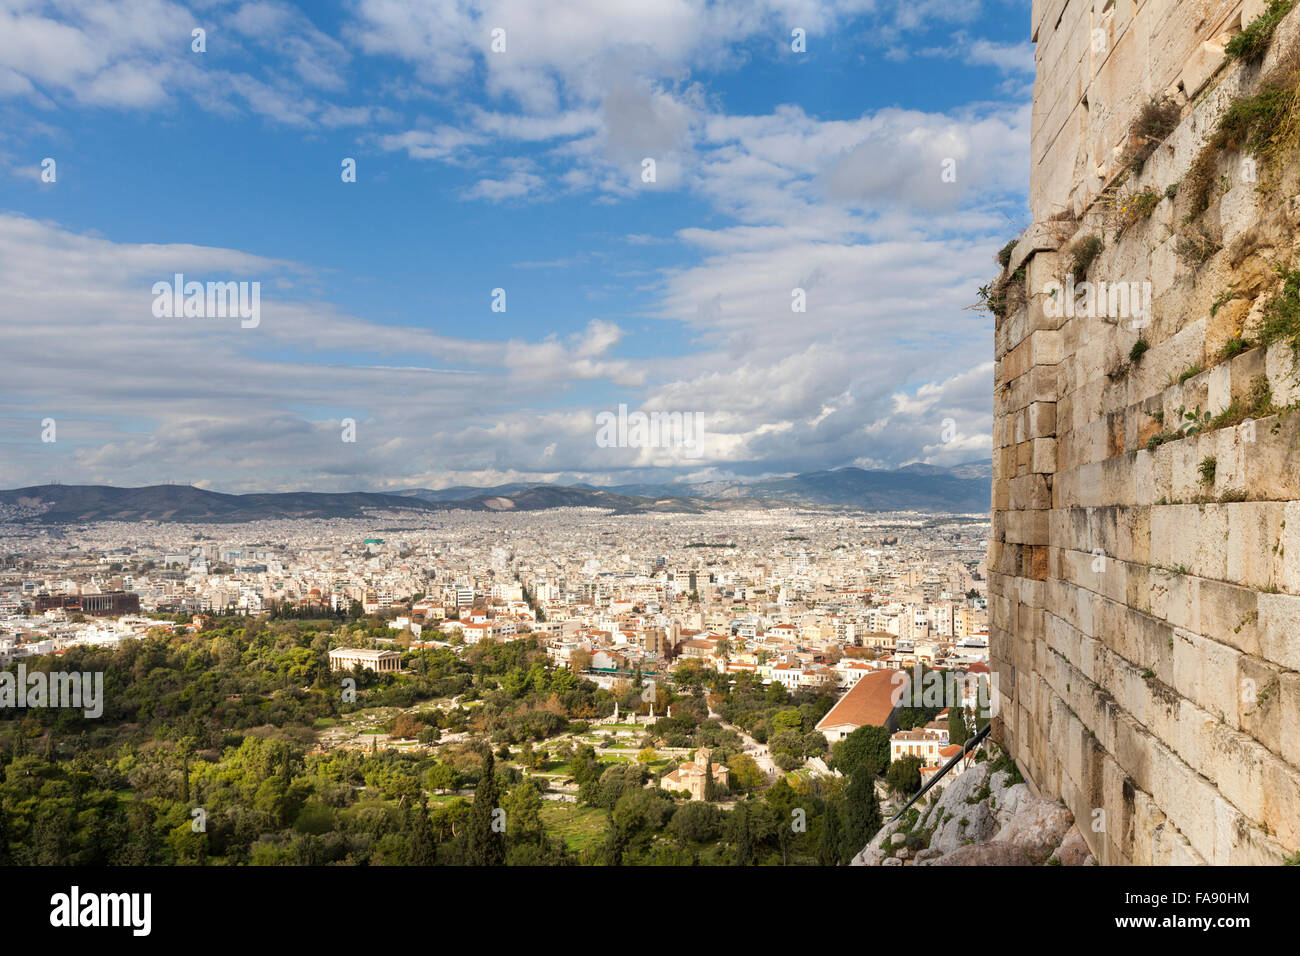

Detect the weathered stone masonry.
xmin=990 ymin=0 xmax=1300 ymax=864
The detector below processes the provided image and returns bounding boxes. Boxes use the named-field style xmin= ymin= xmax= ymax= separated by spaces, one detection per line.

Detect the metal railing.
xmin=885 ymin=723 xmax=992 ymax=825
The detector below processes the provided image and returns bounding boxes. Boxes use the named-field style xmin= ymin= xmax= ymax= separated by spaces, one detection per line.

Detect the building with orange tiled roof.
xmin=814 ymin=669 xmax=903 ymax=743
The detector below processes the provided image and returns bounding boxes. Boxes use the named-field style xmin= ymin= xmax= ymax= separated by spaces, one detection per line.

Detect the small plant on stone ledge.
xmin=975 ymin=265 xmax=1027 ymax=320
xmin=1215 ymin=80 xmax=1300 ymax=201
xmin=1070 ymin=235 xmax=1104 ymax=279
xmin=1126 ymin=96 xmax=1182 ymax=174
xmin=996 ymin=239 xmax=1018 ymax=270
xmin=1147 ymin=429 xmax=1179 ymax=451
xmin=1213 ymin=334 xmax=1250 ymax=365
xmin=1129 ymin=338 xmax=1149 ymax=364
xmin=1176 ymin=228 xmax=1221 ymax=265
xmin=975 ymin=282 xmax=1005 ymax=319
xmin=1183 ymin=76 xmax=1298 ymax=220
xmin=1255 ymin=266 xmax=1300 ymax=353
xmin=1216 ymin=82 xmax=1295 ymax=155
xmin=1181 ymin=405 xmax=1211 ymax=435
xmin=986 ymin=748 xmax=1023 ymax=785
xmin=1211 ymin=376 xmax=1279 ymax=431
xmin=1114 ymin=188 xmax=1162 ymax=238
xmin=1198 ymin=456 xmax=1217 ymax=485
xmin=1225 ymin=0 xmax=1297 ymax=63
xmin=1183 ymin=146 xmax=1220 ymax=220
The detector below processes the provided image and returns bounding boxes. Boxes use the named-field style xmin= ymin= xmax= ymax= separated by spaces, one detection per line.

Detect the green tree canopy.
xmin=831 ymin=724 xmax=890 ymax=778
xmin=885 ymin=755 xmax=923 ymax=796
xmin=948 ymin=707 xmax=970 ymax=747
xmin=465 ymin=750 xmax=505 ymax=866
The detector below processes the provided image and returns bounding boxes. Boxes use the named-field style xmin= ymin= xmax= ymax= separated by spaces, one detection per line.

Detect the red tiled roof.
xmin=815 ymin=669 xmax=901 ymax=732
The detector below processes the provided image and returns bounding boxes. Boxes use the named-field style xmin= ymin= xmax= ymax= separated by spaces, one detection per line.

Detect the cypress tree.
xmin=407 ymin=797 xmax=438 ymax=866
xmin=602 ymin=820 xmax=626 ymax=866
xmin=948 ymin=706 xmax=970 ymax=748
xmin=842 ymin=768 xmax=882 ymax=861
xmin=818 ymin=802 xmax=843 ymax=866
xmin=733 ymin=801 xmax=754 ymax=865
xmin=466 ymin=749 xmax=505 ymax=866
xmin=974 ymin=680 xmax=992 ymax=733
xmin=0 ymin=797 xmax=9 ymax=866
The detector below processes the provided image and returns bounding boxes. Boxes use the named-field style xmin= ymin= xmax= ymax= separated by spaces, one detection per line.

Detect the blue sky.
xmin=0 ymin=0 xmax=1032 ymax=493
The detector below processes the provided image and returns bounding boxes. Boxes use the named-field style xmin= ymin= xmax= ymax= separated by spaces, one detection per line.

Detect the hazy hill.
xmin=0 ymin=461 xmax=990 ymax=522
xmin=0 ymin=484 xmax=444 ymax=523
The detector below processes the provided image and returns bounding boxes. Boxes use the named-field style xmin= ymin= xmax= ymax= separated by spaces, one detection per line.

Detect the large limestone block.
xmin=1112 ymin=711 xmax=1155 ymax=797
xmin=1031 ymin=437 xmax=1058 ymax=474
xmin=1148 ymin=739 xmax=1220 ymax=864
xmin=1260 ymin=755 xmax=1300 ymax=848
xmin=1257 ymin=591 xmax=1300 ymax=672
xmin=1194 ymin=505 xmax=1231 ymax=581
xmin=1242 ymin=412 xmax=1300 ymax=501
xmin=1196 ymin=576 xmax=1259 ymax=656
xmin=1237 ymin=654 xmax=1283 ymax=762
xmin=1172 ymin=627 xmax=1242 ymax=726
xmin=1281 ymin=672 xmax=1300 ymax=772
xmin=1266 ymin=341 xmax=1300 ymax=407
xmin=1239 ymin=0 xmax=1269 ymax=28
xmin=1225 ymin=501 xmax=1285 ymax=590
xmin=1028 ymin=400 xmax=1057 ymax=438
xmin=1219 ymin=177 xmax=1261 ymax=250
xmin=1010 ymin=223 xmax=1064 ymax=274
xmin=1009 ymin=473 xmax=1053 ymax=510
xmin=1207 ymin=360 xmax=1232 ymax=417
xmin=1202 ymin=718 xmax=1269 ymax=820
xmin=1133 ymin=790 xmax=1205 ymax=866
xmin=1281 ymin=500 xmax=1300 ymax=593
xmin=1179 ymin=39 xmax=1227 ymax=100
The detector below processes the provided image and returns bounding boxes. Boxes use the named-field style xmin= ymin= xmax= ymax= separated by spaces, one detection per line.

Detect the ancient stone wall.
xmin=990 ymin=0 xmax=1300 ymax=864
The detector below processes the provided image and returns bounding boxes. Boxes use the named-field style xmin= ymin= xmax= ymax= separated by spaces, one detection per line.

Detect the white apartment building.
xmin=833 ymin=659 xmax=876 ymax=688
xmin=890 ymin=728 xmax=947 ymax=764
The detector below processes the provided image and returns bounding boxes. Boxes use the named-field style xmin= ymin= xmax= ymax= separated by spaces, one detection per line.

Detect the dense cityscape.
xmin=0 ymin=505 xmax=1014 ymax=866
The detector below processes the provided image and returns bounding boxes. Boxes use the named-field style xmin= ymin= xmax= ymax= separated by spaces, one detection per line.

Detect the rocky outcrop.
xmin=852 ymin=760 xmax=1097 ymax=866
xmin=927 ymin=843 xmax=1032 ymax=866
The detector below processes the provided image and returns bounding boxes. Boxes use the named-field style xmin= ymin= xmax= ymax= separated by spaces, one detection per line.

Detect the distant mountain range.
xmin=0 ymin=485 xmax=445 ymax=524
xmin=0 ymin=462 xmax=991 ymax=523
xmin=396 ymin=461 xmax=992 ymax=513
